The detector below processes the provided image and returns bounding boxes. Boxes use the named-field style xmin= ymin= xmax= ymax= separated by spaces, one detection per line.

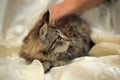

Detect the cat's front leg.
xmin=42 ymin=61 xmax=52 ymax=73
xmin=53 ymin=60 xmax=67 ymax=67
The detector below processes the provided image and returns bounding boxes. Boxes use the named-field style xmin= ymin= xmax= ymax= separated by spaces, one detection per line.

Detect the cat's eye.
xmin=56 ymin=30 xmax=69 ymax=40
xmin=58 ymin=35 xmax=62 ymax=40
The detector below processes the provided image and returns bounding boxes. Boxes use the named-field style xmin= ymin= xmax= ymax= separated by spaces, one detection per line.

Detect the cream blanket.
xmin=0 ymin=0 xmax=120 ymax=80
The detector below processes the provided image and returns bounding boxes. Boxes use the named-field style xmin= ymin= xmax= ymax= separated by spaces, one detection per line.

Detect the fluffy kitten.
xmin=19 ymin=11 xmax=91 ymax=73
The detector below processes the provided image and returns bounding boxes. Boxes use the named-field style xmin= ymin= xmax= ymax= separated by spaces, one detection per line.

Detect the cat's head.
xmin=19 ymin=11 xmax=72 ymax=61
xmin=20 ymin=11 xmax=90 ymax=61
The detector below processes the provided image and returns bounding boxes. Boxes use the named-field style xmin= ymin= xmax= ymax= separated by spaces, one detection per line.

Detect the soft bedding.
xmin=0 ymin=55 xmax=44 ymax=80
xmin=0 ymin=0 xmax=120 ymax=80
xmin=0 ymin=54 xmax=120 ymax=80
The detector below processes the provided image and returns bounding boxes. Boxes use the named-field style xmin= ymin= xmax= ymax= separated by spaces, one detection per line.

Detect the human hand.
xmin=49 ymin=0 xmax=106 ymax=23
xmin=49 ymin=0 xmax=80 ymax=23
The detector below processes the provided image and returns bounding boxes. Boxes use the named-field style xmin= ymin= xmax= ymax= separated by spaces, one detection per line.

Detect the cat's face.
xmin=38 ymin=23 xmax=71 ymax=53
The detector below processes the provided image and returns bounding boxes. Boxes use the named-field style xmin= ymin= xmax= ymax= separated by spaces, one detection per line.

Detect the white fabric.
xmin=89 ymin=34 xmax=120 ymax=56
xmin=45 ymin=55 xmax=120 ymax=80
xmin=1 ymin=55 xmax=120 ymax=80
xmin=0 ymin=0 xmax=120 ymax=80
xmin=0 ymin=55 xmax=44 ymax=80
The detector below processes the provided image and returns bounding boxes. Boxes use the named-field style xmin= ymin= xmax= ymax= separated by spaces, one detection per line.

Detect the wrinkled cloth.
xmin=45 ymin=55 xmax=120 ymax=80
xmin=0 ymin=55 xmax=44 ymax=80
xmin=89 ymin=34 xmax=120 ymax=56
xmin=0 ymin=0 xmax=120 ymax=80
xmin=0 ymin=55 xmax=120 ymax=80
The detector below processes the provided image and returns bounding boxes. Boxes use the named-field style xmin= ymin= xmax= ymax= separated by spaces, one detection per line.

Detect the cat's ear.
xmin=42 ymin=10 xmax=50 ymax=23
xmin=39 ymin=23 xmax=48 ymax=40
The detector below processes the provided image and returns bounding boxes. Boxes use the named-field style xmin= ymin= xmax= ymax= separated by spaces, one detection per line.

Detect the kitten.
xmin=19 ymin=11 xmax=91 ymax=73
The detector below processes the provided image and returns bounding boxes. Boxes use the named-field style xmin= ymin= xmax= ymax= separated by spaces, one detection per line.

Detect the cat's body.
xmin=19 ymin=11 xmax=91 ymax=73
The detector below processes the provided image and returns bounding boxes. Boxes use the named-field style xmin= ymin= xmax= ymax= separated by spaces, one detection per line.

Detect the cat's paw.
xmin=42 ymin=62 xmax=52 ymax=73
xmin=54 ymin=61 xmax=67 ymax=67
